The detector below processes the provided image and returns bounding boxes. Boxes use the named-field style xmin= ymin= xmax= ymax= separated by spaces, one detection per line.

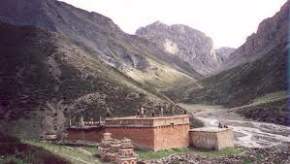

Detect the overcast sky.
xmin=60 ymin=0 xmax=286 ymax=48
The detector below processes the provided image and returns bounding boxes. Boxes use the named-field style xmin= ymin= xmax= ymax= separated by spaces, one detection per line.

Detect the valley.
xmin=0 ymin=0 xmax=289 ymax=163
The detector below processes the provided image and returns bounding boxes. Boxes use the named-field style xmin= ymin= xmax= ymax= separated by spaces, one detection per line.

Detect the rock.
xmin=136 ymin=21 xmax=220 ymax=76
xmin=215 ymin=47 xmax=236 ymax=64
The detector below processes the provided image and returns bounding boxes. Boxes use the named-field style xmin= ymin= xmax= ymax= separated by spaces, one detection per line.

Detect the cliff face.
xmin=136 ymin=22 xmax=219 ymax=76
xmin=223 ymin=1 xmax=289 ymax=69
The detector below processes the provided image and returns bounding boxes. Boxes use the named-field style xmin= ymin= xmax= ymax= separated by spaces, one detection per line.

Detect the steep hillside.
xmin=136 ymin=21 xmax=219 ymax=76
xmin=184 ymin=1 xmax=289 ymax=125
xmin=186 ymin=1 xmax=289 ymax=105
xmin=222 ymin=1 xmax=289 ymax=70
xmin=0 ymin=0 xmax=198 ymax=91
xmin=0 ymin=132 xmax=69 ymax=164
xmin=186 ymin=41 xmax=288 ymax=107
xmin=237 ymin=98 xmax=289 ymax=126
xmin=0 ymin=22 xmax=184 ymax=138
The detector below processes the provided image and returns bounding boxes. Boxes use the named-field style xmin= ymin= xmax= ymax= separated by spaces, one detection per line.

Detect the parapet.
xmin=105 ymin=115 xmax=190 ymax=128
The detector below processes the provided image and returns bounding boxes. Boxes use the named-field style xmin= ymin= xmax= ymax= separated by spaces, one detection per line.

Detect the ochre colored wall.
xmin=105 ymin=127 xmax=155 ymax=150
xmin=67 ymin=128 xmax=105 ymax=143
xmin=154 ymin=124 xmax=190 ymax=151
xmin=106 ymin=124 xmax=190 ymax=151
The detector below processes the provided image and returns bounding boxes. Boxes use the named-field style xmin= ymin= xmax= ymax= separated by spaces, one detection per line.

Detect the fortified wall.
xmin=105 ymin=115 xmax=190 ymax=151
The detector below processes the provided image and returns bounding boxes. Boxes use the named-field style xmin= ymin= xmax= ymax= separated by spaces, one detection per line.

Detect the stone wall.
xmin=105 ymin=127 xmax=155 ymax=150
xmin=67 ymin=127 xmax=105 ymax=143
xmin=189 ymin=128 xmax=234 ymax=150
xmin=216 ymin=129 xmax=235 ymax=150
xmin=106 ymin=124 xmax=190 ymax=151
xmin=154 ymin=124 xmax=190 ymax=151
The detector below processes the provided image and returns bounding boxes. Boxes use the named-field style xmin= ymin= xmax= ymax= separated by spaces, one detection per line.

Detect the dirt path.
xmin=179 ymin=103 xmax=290 ymax=148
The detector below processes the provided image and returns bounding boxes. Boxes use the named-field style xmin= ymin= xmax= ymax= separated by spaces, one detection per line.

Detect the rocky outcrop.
xmin=136 ymin=21 xmax=219 ymax=76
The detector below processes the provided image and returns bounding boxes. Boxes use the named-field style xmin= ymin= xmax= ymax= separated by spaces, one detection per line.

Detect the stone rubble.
xmin=139 ymin=145 xmax=290 ymax=164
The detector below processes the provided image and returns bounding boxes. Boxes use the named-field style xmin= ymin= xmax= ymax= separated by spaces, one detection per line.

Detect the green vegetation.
xmin=252 ymin=91 xmax=287 ymax=104
xmin=0 ymin=23 xmax=189 ymax=139
xmin=25 ymin=141 xmax=100 ymax=164
xmin=243 ymin=159 xmax=254 ymax=164
xmin=186 ymin=43 xmax=287 ymax=108
xmin=137 ymin=148 xmax=190 ymax=160
xmin=0 ymin=133 xmax=68 ymax=164
xmin=137 ymin=147 xmax=245 ymax=161
xmin=237 ymin=99 xmax=289 ymax=126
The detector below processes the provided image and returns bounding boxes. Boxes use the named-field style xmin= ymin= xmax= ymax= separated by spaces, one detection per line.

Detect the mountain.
xmin=184 ymin=1 xmax=289 ymax=125
xmin=0 ymin=0 xmax=199 ymax=92
xmin=215 ymin=47 xmax=236 ymax=63
xmin=222 ymin=1 xmax=289 ymax=69
xmin=0 ymin=22 xmax=188 ymax=138
xmin=136 ymin=21 xmax=220 ymax=76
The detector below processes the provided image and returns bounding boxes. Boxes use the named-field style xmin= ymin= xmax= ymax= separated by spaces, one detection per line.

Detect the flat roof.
xmin=190 ymin=127 xmax=231 ymax=133
xmin=106 ymin=115 xmax=189 ymax=121
xmin=105 ymin=115 xmax=190 ymax=128
xmin=67 ymin=126 xmax=104 ymax=131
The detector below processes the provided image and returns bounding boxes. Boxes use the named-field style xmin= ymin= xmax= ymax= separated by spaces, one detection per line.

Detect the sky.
xmin=60 ymin=0 xmax=287 ymax=48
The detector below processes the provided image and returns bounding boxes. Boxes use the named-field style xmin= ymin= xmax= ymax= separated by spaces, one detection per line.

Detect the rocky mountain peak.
xmin=136 ymin=21 xmax=219 ymax=76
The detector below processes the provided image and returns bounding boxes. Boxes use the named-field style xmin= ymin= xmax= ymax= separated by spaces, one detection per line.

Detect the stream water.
xmin=179 ymin=104 xmax=290 ymax=148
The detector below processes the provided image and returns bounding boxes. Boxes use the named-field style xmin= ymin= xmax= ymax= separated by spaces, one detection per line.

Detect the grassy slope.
xmin=26 ymin=141 xmax=100 ymax=164
xmin=184 ymin=41 xmax=288 ymax=125
xmin=108 ymin=35 xmax=199 ymax=94
xmin=0 ymin=133 xmax=69 ymax=164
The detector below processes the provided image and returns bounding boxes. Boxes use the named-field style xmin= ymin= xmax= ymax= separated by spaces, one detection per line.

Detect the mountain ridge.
xmin=0 ymin=0 xmax=201 ymax=92
xmin=0 ymin=21 xmax=189 ymax=138
xmin=183 ymin=1 xmax=289 ymax=125
xmin=136 ymin=21 xmax=220 ymax=76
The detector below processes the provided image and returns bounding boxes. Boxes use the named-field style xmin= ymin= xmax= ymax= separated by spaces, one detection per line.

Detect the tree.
xmin=42 ymin=99 xmax=68 ymax=140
